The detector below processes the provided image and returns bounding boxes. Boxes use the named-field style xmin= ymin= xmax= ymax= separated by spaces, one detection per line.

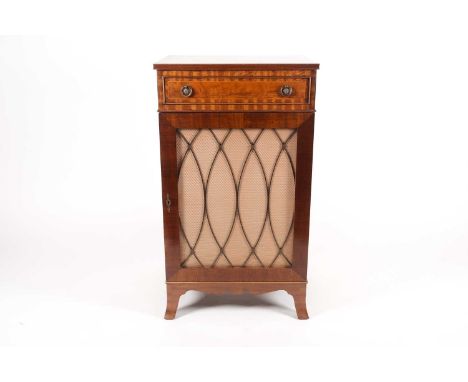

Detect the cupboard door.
xmin=159 ymin=113 xmax=313 ymax=281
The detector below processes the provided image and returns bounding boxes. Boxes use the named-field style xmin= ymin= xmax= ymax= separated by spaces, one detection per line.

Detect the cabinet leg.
xmin=289 ymin=285 xmax=309 ymax=320
xmin=164 ymin=284 xmax=184 ymax=320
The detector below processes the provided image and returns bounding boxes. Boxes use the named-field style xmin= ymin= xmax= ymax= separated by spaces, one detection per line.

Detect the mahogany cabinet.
xmin=154 ymin=57 xmax=319 ymax=319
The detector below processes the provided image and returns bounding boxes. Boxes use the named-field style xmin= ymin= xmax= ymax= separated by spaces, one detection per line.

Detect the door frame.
xmin=159 ymin=112 xmax=315 ymax=282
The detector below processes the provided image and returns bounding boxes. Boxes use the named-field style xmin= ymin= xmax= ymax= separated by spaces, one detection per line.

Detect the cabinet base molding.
xmin=164 ymin=282 xmax=309 ymax=320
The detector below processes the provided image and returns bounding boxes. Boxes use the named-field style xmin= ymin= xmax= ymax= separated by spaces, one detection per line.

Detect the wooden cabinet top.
xmin=154 ymin=56 xmax=320 ymax=70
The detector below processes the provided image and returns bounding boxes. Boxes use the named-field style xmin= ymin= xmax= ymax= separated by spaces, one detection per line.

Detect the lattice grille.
xmin=176 ymin=128 xmax=297 ymax=268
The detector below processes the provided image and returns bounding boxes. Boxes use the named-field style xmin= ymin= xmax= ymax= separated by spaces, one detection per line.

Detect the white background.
xmin=1 ymin=0 xmax=468 ymax=375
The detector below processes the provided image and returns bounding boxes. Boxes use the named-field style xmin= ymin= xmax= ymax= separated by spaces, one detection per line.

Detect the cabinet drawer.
xmin=156 ymin=70 xmax=317 ymax=112
xmin=164 ymin=77 xmax=310 ymax=104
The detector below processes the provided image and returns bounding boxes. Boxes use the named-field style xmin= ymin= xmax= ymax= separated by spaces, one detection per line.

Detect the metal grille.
xmin=176 ymin=128 xmax=297 ymax=268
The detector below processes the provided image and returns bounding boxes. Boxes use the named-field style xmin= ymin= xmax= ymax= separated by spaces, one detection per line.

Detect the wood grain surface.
xmin=156 ymin=70 xmax=317 ymax=112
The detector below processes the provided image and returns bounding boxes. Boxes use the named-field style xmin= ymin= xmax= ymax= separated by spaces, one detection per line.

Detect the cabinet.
xmin=154 ymin=57 xmax=319 ymax=319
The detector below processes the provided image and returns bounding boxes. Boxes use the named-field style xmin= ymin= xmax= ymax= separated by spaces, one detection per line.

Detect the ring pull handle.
xmin=280 ymin=85 xmax=293 ymax=96
xmin=180 ymin=85 xmax=193 ymax=97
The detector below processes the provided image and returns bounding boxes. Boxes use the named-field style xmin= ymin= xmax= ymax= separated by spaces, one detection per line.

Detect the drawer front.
xmin=157 ymin=70 xmax=316 ymax=112
xmin=164 ymin=77 xmax=309 ymax=104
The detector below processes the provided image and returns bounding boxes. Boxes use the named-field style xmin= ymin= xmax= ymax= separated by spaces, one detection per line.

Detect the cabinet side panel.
xmin=159 ymin=114 xmax=181 ymax=279
xmin=292 ymin=115 xmax=315 ymax=280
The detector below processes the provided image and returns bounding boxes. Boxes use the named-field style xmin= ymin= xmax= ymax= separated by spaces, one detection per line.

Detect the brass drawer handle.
xmin=280 ymin=85 xmax=293 ymax=96
xmin=180 ymin=85 xmax=193 ymax=97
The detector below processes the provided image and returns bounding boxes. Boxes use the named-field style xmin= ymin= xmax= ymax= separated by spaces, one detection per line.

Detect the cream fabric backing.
xmin=176 ymin=129 xmax=297 ymax=268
